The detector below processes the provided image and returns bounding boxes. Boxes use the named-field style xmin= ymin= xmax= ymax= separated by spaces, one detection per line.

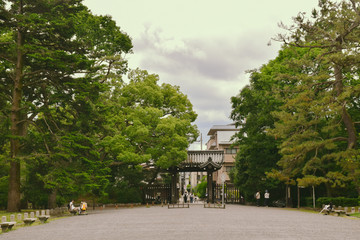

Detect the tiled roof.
xmin=207 ymin=123 xmax=239 ymax=135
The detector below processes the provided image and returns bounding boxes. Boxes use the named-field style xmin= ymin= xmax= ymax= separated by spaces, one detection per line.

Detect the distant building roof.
xmin=207 ymin=123 xmax=239 ymax=136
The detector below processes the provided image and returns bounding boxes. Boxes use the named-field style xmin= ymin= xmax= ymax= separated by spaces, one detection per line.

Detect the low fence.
xmin=214 ymin=183 xmax=244 ymax=204
xmin=142 ymin=184 xmax=173 ymax=204
xmin=141 ymin=183 xmax=243 ymax=204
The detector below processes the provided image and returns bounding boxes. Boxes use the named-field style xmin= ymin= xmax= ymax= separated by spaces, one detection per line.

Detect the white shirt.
xmin=69 ymin=201 xmax=75 ymax=210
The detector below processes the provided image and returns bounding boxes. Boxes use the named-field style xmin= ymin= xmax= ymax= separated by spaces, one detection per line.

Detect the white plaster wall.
xmin=217 ymin=131 xmax=237 ymax=143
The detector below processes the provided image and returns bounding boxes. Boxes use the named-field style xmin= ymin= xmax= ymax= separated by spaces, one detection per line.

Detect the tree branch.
xmin=329 ymin=136 xmax=348 ymax=142
xmin=0 ymin=54 xmax=15 ymax=63
xmin=288 ymin=42 xmax=337 ymax=49
xmin=110 ymin=161 xmax=124 ymax=166
xmin=28 ymin=121 xmax=52 ymax=155
xmin=350 ymin=0 xmax=360 ymax=16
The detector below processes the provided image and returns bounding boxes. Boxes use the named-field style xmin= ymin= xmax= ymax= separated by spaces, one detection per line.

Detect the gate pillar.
xmin=171 ymin=172 xmax=178 ymax=204
xmin=207 ymin=171 xmax=213 ymax=203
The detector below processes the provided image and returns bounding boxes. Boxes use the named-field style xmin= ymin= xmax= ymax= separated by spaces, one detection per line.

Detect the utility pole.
xmin=197 ymin=134 xmax=203 ymax=183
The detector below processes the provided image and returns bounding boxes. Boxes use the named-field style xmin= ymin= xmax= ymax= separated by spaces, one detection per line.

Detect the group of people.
xmin=255 ymin=190 xmax=270 ymax=207
xmin=69 ymin=200 xmax=87 ymax=214
xmin=183 ymin=192 xmax=196 ymax=203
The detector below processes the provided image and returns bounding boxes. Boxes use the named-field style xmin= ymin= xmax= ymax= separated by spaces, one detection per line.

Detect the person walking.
xmin=183 ymin=192 xmax=188 ymax=203
xmin=255 ymin=191 xmax=261 ymax=206
xmin=264 ymin=190 xmax=270 ymax=207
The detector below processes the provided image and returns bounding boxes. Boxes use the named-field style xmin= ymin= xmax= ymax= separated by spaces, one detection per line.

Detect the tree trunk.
xmin=8 ymin=161 xmax=21 ymax=212
xmin=285 ymin=184 xmax=292 ymax=207
xmin=334 ymin=63 xmax=357 ymax=149
xmin=7 ymin=1 xmax=24 ymax=212
xmin=48 ymin=189 xmax=57 ymax=209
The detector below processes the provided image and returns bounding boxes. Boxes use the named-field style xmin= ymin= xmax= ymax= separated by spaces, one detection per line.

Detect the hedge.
xmin=316 ymin=197 xmax=359 ymax=207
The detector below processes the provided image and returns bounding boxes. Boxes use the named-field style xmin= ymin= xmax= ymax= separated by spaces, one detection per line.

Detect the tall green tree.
xmin=230 ymin=70 xmax=280 ymax=200
xmin=272 ymin=0 xmax=360 ymax=195
xmin=101 ymin=69 xmax=198 ymax=201
xmin=29 ymin=12 xmax=132 ymax=208
xmin=0 ymin=0 xmax=87 ymax=212
xmin=230 ymin=46 xmax=310 ymax=200
xmin=0 ymin=0 xmax=132 ymax=211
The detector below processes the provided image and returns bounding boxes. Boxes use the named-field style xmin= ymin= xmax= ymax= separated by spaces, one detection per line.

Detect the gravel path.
xmin=1 ymin=205 xmax=360 ymax=240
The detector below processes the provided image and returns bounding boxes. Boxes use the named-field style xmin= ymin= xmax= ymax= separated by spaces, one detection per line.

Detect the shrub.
xmin=317 ymin=197 xmax=359 ymax=207
xmin=194 ymin=180 xmax=207 ymax=198
xmin=0 ymin=176 xmax=8 ymax=210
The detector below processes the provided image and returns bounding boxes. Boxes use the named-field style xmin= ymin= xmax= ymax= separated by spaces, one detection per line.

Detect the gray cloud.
xmin=134 ymin=26 xmax=278 ymax=82
xmin=82 ymin=0 xmax=320 ymax=148
xmin=131 ymin=27 xmax=281 ymax=142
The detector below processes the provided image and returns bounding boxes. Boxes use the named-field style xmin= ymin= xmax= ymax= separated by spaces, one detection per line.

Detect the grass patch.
xmin=349 ymin=212 xmax=360 ymax=218
xmin=281 ymin=207 xmax=319 ymax=214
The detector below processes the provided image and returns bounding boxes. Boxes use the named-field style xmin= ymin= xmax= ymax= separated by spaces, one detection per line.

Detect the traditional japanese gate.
xmin=168 ymin=150 xmax=224 ymax=204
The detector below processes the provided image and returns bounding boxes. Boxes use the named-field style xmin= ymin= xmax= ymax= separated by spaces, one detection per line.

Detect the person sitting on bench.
xmin=328 ymin=202 xmax=333 ymax=211
xmin=69 ymin=200 xmax=80 ymax=214
xmin=80 ymin=201 xmax=87 ymax=214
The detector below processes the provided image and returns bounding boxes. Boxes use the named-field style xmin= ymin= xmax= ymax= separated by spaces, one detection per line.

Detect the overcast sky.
xmin=83 ymin=0 xmax=319 ymax=149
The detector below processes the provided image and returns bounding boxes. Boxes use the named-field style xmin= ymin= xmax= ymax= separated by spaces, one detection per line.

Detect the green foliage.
xmin=297 ymin=175 xmax=328 ymax=188
xmin=0 ymin=175 xmax=8 ymax=209
xmin=0 ymin=0 xmax=133 ymax=209
xmin=0 ymin=0 xmax=199 ymax=209
xmin=0 ymin=142 xmax=9 ymax=209
xmin=102 ymin=69 xmax=198 ymax=186
xmin=317 ymin=197 xmax=359 ymax=208
xmin=230 ymin=0 xmax=360 ymax=203
xmin=271 ymin=0 xmax=360 ymax=195
xmin=107 ymin=183 xmax=142 ymax=204
xmin=230 ymin=46 xmax=304 ymax=200
xmin=194 ymin=177 xmax=207 ymax=198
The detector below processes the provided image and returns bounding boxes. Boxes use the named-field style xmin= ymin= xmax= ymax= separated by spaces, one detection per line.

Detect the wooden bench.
xmin=168 ymin=203 xmax=190 ymax=209
xmin=203 ymin=202 xmax=226 ymax=209
xmin=322 ymin=208 xmax=347 ymax=216
xmin=38 ymin=215 xmax=50 ymax=223
xmin=23 ymin=218 xmax=37 ymax=225
xmin=69 ymin=209 xmax=78 ymax=215
xmin=332 ymin=209 xmax=347 ymax=216
xmin=1 ymin=222 xmax=16 ymax=231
